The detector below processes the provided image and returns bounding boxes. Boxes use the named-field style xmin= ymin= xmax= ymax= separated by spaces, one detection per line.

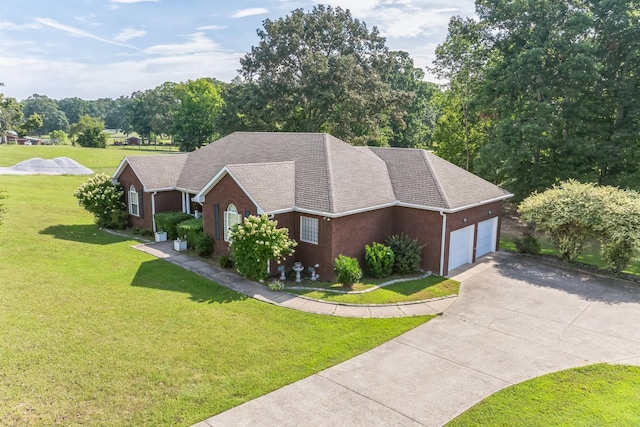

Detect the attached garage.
xmin=448 ymin=225 xmax=474 ymax=272
xmin=476 ymin=217 xmax=498 ymax=258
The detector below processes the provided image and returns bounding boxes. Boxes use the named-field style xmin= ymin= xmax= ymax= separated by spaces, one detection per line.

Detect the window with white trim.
xmin=224 ymin=204 xmax=242 ymax=242
xmin=300 ymin=216 xmax=319 ymax=244
xmin=129 ymin=185 xmax=139 ymax=216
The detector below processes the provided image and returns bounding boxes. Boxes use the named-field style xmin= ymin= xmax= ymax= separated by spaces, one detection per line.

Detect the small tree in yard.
xmin=74 ymin=173 xmax=128 ymax=229
xmin=229 ymin=214 xmax=297 ymax=281
xmin=519 ymin=180 xmax=640 ymax=272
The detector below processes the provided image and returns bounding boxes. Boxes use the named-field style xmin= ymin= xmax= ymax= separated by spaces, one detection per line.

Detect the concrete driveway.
xmin=196 ymin=252 xmax=640 ymax=427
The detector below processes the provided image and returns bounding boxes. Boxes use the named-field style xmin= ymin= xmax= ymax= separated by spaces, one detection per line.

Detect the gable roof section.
xmin=225 ymin=162 xmax=296 ymax=214
xmin=113 ymin=154 xmax=188 ymax=191
xmin=366 ymin=147 xmax=512 ymax=211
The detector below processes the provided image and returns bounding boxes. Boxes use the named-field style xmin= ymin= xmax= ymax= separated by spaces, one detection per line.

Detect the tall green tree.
xmin=171 ymin=78 xmax=224 ymax=152
xmin=239 ymin=5 xmax=413 ymax=146
xmin=127 ymin=82 xmax=178 ymax=142
xmin=22 ymin=94 xmax=69 ymax=134
xmin=70 ymin=115 xmax=107 ymax=148
xmin=0 ymin=94 xmax=44 ymax=139
xmin=432 ymin=16 xmax=488 ymax=170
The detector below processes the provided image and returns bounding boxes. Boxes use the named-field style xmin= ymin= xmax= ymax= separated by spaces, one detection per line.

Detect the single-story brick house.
xmin=113 ymin=132 xmax=512 ymax=279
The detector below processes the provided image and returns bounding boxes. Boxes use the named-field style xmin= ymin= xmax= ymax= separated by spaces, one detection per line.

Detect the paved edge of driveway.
xmin=133 ymin=240 xmax=456 ymax=318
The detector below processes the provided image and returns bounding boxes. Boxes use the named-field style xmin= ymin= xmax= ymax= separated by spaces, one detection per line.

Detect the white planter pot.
xmin=174 ymin=239 xmax=187 ymax=251
xmin=154 ymin=231 xmax=167 ymax=242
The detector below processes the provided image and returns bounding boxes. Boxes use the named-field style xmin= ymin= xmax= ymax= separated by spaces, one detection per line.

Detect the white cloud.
xmin=144 ymin=32 xmax=223 ymax=56
xmin=114 ymin=28 xmax=146 ymax=42
xmin=34 ymin=18 xmax=134 ymax=48
xmin=231 ymin=8 xmax=269 ymax=18
xmin=0 ymin=49 xmax=242 ymax=100
xmin=197 ymin=25 xmax=226 ymax=31
xmin=111 ymin=0 xmax=158 ymax=3
xmin=0 ymin=21 xmax=40 ymax=31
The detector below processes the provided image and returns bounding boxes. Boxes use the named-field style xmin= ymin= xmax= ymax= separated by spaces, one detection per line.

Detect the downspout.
xmin=151 ymin=192 xmax=157 ymax=232
xmin=439 ymin=210 xmax=447 ymax=276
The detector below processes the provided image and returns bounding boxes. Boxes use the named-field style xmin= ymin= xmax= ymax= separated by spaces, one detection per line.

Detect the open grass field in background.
xmin=0 ymin=145 xmax=430 ymax=426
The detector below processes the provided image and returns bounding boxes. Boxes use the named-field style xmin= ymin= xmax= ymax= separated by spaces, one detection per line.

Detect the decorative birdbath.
xmin=292 ymin=262 xmax=304 ymax=283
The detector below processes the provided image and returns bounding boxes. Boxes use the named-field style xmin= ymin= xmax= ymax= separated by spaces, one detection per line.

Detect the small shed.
xmin=126 ymin=136 xmax=141 ymax=146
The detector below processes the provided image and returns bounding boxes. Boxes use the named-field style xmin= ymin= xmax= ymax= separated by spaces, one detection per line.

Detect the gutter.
xmin=151 ymin=191 xmax=157 ymax=232
xmin=439 ymin=211 xmax=447 ymax=276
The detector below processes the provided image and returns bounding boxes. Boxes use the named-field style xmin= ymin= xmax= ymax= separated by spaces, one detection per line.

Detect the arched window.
xmin=224 ymin=204 xmax=241 ymax=242
xmin=129 ymin=185 xmax=139 ymax=216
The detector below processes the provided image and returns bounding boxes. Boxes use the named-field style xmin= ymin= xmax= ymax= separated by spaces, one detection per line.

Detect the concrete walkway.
xmin=193 ymin=251 xmax=640 ymax=427
xmin=134 ymin=241 xmax=455 ymax=318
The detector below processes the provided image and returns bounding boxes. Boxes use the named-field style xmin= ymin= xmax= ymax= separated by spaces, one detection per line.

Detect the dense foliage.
xmin=333 ymin=255 xmax=363 ymax=287
xmin=229 ymin=215 xmax=297 ymax=281
xmin=435 ymin=0 xmax=640 ymax=200
xmin=194 ymin=232 xmax=214 ymax=257
xmin=236 ymin=5 xmax=432 ymax=147
xmin=70 ymin=115 xmax=107 ymax=148
xmin=171 ymin=78 xmax=224 ymax=151
xmin=153 ymin=212 xmax=194 ymax=240
xmin=365 ymin=242 xmax=395 ymax=279
xmin=74 ymin=174 xmax=127 ymax=229
xmin=386 ymin=233 xmax=424 ymax=274
xmin=519 ymin=180 xmax=640 ymax=271
xmin=176 ymin=218 xmax=204 ymax=248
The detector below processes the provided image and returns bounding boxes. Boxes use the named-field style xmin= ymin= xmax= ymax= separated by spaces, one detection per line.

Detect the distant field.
xmin=0 ymin=144 xmax=177 ymax=174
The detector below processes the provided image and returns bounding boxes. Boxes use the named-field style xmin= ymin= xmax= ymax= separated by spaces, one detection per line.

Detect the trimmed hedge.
xmin=154 ymin=212 xmax=194 ymax=240
xmin=365 ymin=242 xmax=395 ymax=279
xmin=177 ymin=218 xmax=204 ymax=248
xmin=333 ymin=255 xmax=362 ymax=287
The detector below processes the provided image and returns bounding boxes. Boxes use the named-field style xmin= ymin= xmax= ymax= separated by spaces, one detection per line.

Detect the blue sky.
xmin=0 ymin=0 xmax=475 ymax=100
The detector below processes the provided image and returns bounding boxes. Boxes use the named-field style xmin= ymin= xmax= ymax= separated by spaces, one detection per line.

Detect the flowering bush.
xmin=229 ymin=214 xmax=297 ymax=281
xmin=74 ymin=173 xmax=127 ymax=229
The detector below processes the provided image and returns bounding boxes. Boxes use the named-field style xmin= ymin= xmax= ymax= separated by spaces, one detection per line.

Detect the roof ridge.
xmin=226 ymin=160 xmax=295 ymax=168
xmin=323 ymin=134 xmax=335 ymax=213
xmin=422 ymin=151 xmax=451 ymax=209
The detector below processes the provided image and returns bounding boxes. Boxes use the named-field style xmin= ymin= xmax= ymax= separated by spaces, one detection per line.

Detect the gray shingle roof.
xmin=226 ymin=162 xmax=295 ymax=213
xmin=366 ymin=147 xmax=512 ymax=210
xmin=125 ymin=154 xmax=188 ymax=191
xmin=117 ymin=132 xmax=510 ymax=215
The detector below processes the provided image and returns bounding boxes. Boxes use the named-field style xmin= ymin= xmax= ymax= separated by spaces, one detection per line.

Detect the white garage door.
xmin=476 ymin=217 xmax=498 ymax=258
xmin=448 ymin=225 xmax=474 ymax=272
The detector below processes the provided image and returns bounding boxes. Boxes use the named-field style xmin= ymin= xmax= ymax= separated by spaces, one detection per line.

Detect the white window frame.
xmin=300 ymin=216 xmax=319 ymax=244
xmin=129 ymin=185 xmax=139 ymax=217
xmin=224 ymin=204 xmax=242 ymax=242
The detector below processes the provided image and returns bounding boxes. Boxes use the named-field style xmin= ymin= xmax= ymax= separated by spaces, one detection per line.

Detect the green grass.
xmin=447 ymin=364 xmax=640 ymax=426
xmin=0 ymin=144 xmax=177 ymax=174
xmin=501 ymin=236 xmax=640 ymax=275
xmin=0 ymin=148 xmax=431 ymax=426
xmin=287 ymin=276 xmax=460 ymax=304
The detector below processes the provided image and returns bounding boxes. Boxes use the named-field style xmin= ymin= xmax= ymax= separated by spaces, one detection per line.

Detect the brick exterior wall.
xmin=117 ymin=164 xmax=183 ymax=231
xmin=202 ymin=173 xmax=257 ymax=257
xmin=197 ymin=172 xmax=504 ymax=280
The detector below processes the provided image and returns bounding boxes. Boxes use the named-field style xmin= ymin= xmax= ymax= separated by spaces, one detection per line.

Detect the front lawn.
xmin=447 ymin=364 xmax=640 ymax=426
xmin=0 ymin=148 xmax=430 ymax=426
xmin=287 ymin=275 xmax=460 ymax=304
